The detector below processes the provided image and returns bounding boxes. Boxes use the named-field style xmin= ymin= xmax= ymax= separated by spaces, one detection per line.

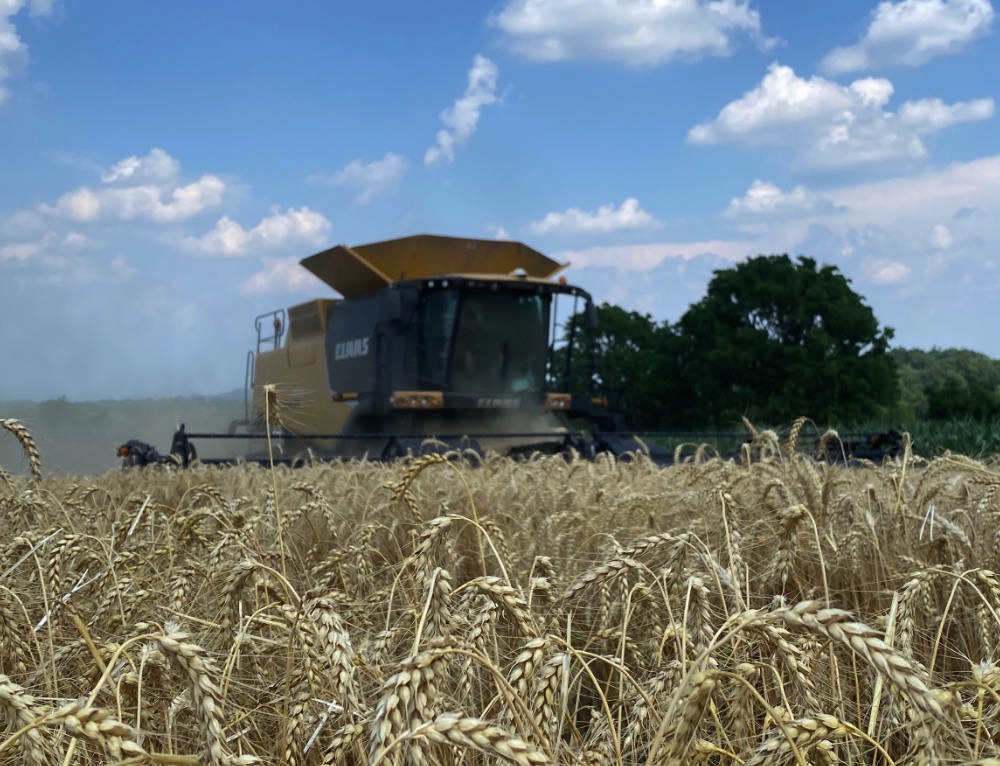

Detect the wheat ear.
xmin=157 ymin=631 xmax=257 ymax=765
xmin=0 ymin=674 xmax=51 ymax=765
xmin=49 ymin=700 xmax=149 ymax=761
xmin=782 ymin=600 xmax=954 ymax=722
xmin=404 ymin=713 xmax=549 ymax=766
xmin=0 ymin=419 xmax=41 ymax=481
xmin=744 ymin=713 xmax=855 ymax=766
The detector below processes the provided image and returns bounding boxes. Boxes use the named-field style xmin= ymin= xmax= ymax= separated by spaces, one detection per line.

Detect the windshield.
xmin=418 ymin=288 xmax=551 ymax=394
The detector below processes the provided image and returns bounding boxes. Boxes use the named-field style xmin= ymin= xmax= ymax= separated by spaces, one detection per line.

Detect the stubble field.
xmin=2 ymin=423 xmax=1000 ymax=765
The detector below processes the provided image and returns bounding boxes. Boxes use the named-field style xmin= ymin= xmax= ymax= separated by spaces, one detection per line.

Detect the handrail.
xmin=254 ymin=309 xmax=286 ymax=353
xmin=243 ymin=349 xmax=255 ymax=421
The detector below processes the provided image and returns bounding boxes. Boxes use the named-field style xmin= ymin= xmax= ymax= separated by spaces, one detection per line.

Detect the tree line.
xmin=557 ymin=254 xmax=999 ymax=430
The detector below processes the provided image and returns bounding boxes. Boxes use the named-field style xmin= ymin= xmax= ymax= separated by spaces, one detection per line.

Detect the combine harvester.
xmin=120 ymin=234 xmax=663 ymax=466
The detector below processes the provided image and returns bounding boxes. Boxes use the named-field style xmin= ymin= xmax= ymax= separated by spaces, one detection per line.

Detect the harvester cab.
xmin=126 ymin=234 xmax=660 ymax=466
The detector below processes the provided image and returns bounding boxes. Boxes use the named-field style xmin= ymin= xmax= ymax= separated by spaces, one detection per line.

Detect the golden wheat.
xmin=0 ymin=435 xmax=999 ymax=763
xmin=0 ymin=418 xmax=42 ymax=481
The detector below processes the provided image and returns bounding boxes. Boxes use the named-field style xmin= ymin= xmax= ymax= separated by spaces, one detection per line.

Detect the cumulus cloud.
xmin=722 ymin=157 xmax=1000 ymax=249
xmin=897 ymin=97 xmax=995 ymax=130
xmin=529 ymin=198 xmax=658 ymax=234
xmin=863 ymin=258 xmax=912 ymax=284
xmin=318 ymin=153 xmax=407 ymax=204
xmin=491 ymin=0 xmax=772 ymax=66
xmin=184 ymin=207 xmax=331 ymax=257
xmin=725 ymin=180 xmax=840 ymax=217
xmin=0 ymin=0 xmax=55 ymax=107
xmin=557 ymin=239 xmax=752 ymax=271
xmin=47 ymin=176 xmax=226 ymax=222
xmin=242 ymin=257 xmax=330 ymax=294
xmin=101 ymin=147 xmax=180 ymax=185
xmin=425 ymin=55 xmax=499 ymax=165
xmin=688 ymin=63 xmax=994 ymax=168
xmin=34 ymin=148 xmax=226 ymax=223
xmin=821 ymin=0 xmax=995 ymax=74
xmin=709 ymin=156 xmax=1000 ymax=301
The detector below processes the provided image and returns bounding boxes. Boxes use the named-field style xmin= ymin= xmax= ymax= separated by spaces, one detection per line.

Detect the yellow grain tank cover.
xmin=300 ymin=234 xmax=568 ymax=299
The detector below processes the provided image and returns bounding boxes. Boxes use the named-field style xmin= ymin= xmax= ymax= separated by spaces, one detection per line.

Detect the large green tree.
xmin=669 ymin=255 xmax=898 ymax=427
xmin=554 ymin=304 xmax=672 ymax=429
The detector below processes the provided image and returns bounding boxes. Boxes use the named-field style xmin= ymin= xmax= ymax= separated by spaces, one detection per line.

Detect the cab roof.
xmin=301 ymin=234 xmax=568 ymax=299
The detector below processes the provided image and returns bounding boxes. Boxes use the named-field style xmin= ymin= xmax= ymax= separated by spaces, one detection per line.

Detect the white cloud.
xmin=425 ymin=55 xmax=499 ymax=165
xmin=31 ymin=149 xmax=226 ymax=223
xmin=491 ymin=0 xmax=772 ymax=66
xmin=823 ymin=154 xmax=1000 ymax=222
xmin=688 ymin=63 xmax=994 ymax=168
xmin=821 ymin=0 xmax=995 ymax=74
xmin=46 ymin=175 xmax=225 ymax=222
xmin=850 ymin=77 xmax=895 ymax=108
xmin=0 ymin=230 xmax=85 ymax=262
xmin=932 ymin=223 xmax=953 ymax=248
xmin=722 ymin=157 xmax=1000 ymax=248
xmin=863 ymin=258 xmax=912 ymax=284
xmin=101 ymin=147 xmax=180 ymax=185
xmin=712 ymin=156 xmax=1000 ymax=299
xmin=242 ymin=257 xmax=330 ymax=294
xmin=897 ymin=97 xmax=995 ymax=130
xmin=0 ymin=235 xmax=46 ymax=261
xmin=322 ymin=153 xmax=407 ymax=204
xmin=557 ymin=239 xmax=752 ymax=271
xmin=529 ymin=198 xmax=658 ymax=234
xmin=688 ymin=65 xmax=860 ymax=143
xmin=0 ymin=229 xmax=130 ymax=285
xmin=725 ymin=180 xmax=838 ymax=217
xmin=184 ymin=207 xmax=331 ymax=257
xmin=0 ymin=0 xmax=55 ymax=107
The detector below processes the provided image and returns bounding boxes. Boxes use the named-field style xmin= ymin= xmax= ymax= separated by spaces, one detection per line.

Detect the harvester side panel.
xmin=325 ymin=295 xmax=383 ymax=402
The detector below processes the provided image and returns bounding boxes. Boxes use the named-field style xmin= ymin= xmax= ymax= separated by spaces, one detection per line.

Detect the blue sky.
xmin=1 ymin=0 xmax=998 ymax=401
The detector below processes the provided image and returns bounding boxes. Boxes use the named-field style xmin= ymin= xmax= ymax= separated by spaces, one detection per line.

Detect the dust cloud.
xmin=0 ymin=397 xmax=245 ymax=476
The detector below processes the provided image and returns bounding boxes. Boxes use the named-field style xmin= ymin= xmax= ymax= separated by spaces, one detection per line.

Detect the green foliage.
xmin=669 ymin=255 xmax=898 ymax=427
xmin=892 ymin=347 xmax=1000 ymax=419
xmin=905 ymin=416 xmax=1000 ymax=457
xmin=554 ymin=304 xmax=671 ymax=429
xmin=558 ymin=255 xmax=899 ymax=431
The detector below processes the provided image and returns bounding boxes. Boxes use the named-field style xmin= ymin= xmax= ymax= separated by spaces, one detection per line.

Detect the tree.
xmin=553 ymin=304 xmax=673 ymax=429
xmin=670 ymin=255 xmax=897 ymax=426
xmin=926 ymin=380 xmax=1000 ymax=420
xmin=892 ymin=347 xmax=1000 ymax=418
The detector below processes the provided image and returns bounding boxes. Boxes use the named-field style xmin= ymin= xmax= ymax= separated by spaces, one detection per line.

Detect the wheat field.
xmin=2 ymin=420 xmax=1000 ymax=764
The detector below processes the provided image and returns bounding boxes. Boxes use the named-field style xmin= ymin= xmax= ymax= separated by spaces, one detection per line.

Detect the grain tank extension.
xmin=127 ymin=234 xmax=657 ymax=465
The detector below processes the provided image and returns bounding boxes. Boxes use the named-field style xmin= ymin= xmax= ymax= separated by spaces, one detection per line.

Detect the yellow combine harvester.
xmin=121 ymin=234 xmax=660 ymax=465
